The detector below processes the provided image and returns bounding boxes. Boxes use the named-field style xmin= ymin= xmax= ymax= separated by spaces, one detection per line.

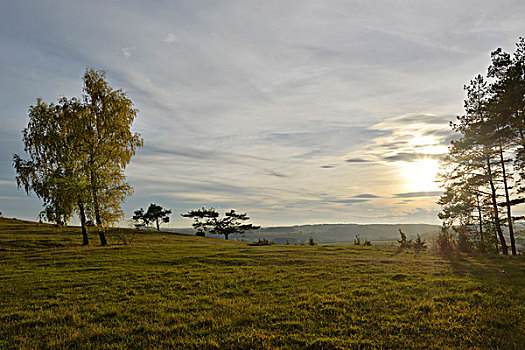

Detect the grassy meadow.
xmin=1 ymin=217 xmax=524 ymax=349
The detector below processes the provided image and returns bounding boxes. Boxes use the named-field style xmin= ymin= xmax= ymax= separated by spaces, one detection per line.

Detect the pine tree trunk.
xmin=498 ymin=144 xmax=517 ymax=255
xmin=78 ymin=202 xmax=89 ymax=246
xmin=156 ymin=218 xmax=160 ymax=231
xmin=475 ymin=194 xmax=485 ymax=253
xmin=494 ymin=229 xmax=499 ymax=254
xmin=486 ymin=156 xmax=508 ymax=255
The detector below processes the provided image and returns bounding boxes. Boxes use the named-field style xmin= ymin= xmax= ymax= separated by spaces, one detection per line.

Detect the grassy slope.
xmin=0 ymin=218 xmax=524 ymax=349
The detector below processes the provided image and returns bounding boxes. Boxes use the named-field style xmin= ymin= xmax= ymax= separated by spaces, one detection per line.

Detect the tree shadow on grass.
xmin=441 ymin=252 xmax=525 ymax=287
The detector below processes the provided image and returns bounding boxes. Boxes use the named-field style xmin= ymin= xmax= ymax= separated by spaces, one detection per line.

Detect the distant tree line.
xmin=438 ymin=38 xmax=525 ymax=255
xmin=13 ymin=69 xmax=143 ymax=246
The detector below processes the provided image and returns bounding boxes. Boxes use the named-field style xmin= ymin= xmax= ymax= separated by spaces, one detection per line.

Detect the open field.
xmin=1 ymin=217 xmax=524 ymax=349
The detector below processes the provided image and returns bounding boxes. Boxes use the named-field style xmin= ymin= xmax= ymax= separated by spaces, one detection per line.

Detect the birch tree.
xmin=14 ymin=68 xmax=143 ymax=246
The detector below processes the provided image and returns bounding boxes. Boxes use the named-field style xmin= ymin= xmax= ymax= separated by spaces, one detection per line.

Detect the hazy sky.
xmin=1 ymin=1 xmax=524 ymax=227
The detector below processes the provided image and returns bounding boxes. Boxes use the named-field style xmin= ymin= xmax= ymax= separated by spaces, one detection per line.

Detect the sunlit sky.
xmin=1 ymin=1 xmax=524 ymax=227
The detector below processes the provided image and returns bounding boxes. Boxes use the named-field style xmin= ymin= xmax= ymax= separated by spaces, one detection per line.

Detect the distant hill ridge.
xmin=170 ymin=223 xmax=442 ymax=244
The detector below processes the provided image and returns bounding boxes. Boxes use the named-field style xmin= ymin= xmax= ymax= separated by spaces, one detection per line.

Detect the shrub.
xmin=455 ymin=225 xmax=473 ymax=253
xmin=397 ymin=229 xmax=413 ymax=250
xmin=249 ymin=238 xmax=274 ymax=246
xmin=435 ymin=226 xmax=455 ymax=253
xmin=111 ymin=228 xmax=137 ymax=245
xmin=413 ymin=234 xmax=426 ymax=253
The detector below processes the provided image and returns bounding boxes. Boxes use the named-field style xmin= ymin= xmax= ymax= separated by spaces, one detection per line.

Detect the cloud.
xmin=320 ymin=165 xmax=335 ymax=169
xmin=142 ymin=144 xmax=276 ymax=165
xmin=267 ymin=171 xmax=287 ymax=178
xmin=121 ymin=46 xmax=135 ymax=58
xmin=422 ymin=128 xmax=460 ymax=144
xmin=382 ymin=114 xmax=454 ymax=126
xmin=422 ymin=129 xmax=455 ymax=137
xmin=353 ymin=194 xmax=380 ymax=198
xmin=0 ymin=196 xmax=26 ymax=200
xmin=394 ymin=191 xmax=443 ymax=198
xmin=373 ymin=140 xmax=410 ymax=150
xmin=325 ymin=199 xmax=370 ymax=204
xmin=383 ymin=152 xmax=443 ymax=162
xmin=0 ymin=180 xmax=15 ymax=186
xmin=264 ymin=127 xmax=388 ymax=159
xmin=163 ymin=33 xmax=178 ymax=43
xmin=345 ymin=158 xmax=371 ymax=163
xmin=339 ymin=112 xmax=452 ymax=170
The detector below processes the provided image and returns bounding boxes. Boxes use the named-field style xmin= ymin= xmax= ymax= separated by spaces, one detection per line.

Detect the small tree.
xmin=397 ymin=229 xmax=413 ymax=250
xmin=133 ymin=204 xmax=171 ymax=231
xmin=413 ymin=234 xmax=427 ymax=253
xmin=182 ymin=207 xmax=259 ymax=240
xmin=132 ymin=208 xmax=149 ymax=229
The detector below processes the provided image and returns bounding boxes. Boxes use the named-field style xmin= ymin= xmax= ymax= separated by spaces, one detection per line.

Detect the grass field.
xmin=1 ymin=217 xmax=524 ymax=349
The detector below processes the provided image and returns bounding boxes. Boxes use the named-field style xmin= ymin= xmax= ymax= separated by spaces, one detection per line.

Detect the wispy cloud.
xmin=0 ymin=196 xmax=25 ymax=200
xmin=0 ymin=180 xmax=15 ymax=186
xmin=383 ymin=152 xmax=443 ymax=162
xmin=326 ymin=199 xmax=370 ymax=204
xmin=120 ymin=46 xmax=135 ymax=58
xmin=394 ymin=191 xmax=443 ymax=198
xmin=163 ymin=33 xmax=178 ymax=43
xmin=354 ymin=194 xmax=380 ymax=199
xmin=345 ymin=158 xmax=372 ymax=163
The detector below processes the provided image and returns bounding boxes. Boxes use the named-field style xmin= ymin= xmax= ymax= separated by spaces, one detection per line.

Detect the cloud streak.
xmin=382 ymin=152 xmax=443 ymax=162
xmin=394 ymin=191 xmax=443 ymax=198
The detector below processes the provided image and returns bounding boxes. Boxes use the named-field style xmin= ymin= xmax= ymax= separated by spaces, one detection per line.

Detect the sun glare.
xmin=400 ymin=158 xmax=440 ymax=192
xmin=409 ymin=135 xmax=436 ymax=147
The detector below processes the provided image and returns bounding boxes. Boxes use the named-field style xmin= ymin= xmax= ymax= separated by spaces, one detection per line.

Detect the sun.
xmin=400 ymin=158 xmax=440 ymax=192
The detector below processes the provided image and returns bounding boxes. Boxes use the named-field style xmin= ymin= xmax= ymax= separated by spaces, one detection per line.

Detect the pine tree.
xmin=182 ymin=207 xmax=260 ymax=240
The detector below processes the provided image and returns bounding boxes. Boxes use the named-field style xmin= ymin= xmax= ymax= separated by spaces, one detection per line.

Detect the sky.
xmin=1 ymin=1 xmax=525 ymax=227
